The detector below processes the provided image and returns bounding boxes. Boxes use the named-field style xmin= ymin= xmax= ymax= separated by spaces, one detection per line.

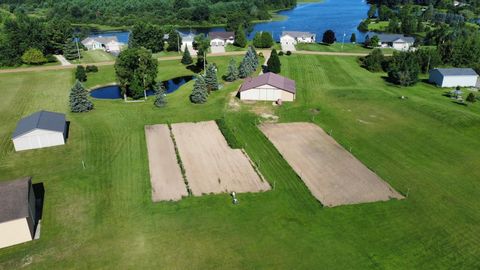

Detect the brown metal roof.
xmin=239 ymin=72 xmax=296 ymax=94
xmin=0 ymin=177 xmax=32 ymax=223
xmin=209 ymin=31 xmax=235 ymax=40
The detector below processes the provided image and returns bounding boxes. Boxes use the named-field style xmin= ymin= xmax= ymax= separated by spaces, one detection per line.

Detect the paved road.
xmin=54 ymin=55 xmax=72 ymax=66
xmin=0 ymin=50 xmax=372 ymax=74
xmin=210 ymin=45 xmax=226 ymax=54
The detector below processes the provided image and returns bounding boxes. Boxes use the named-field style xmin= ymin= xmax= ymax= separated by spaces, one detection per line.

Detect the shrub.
xmin=86 ymin=65 xmax=98 ymax=72
xmin=362 ymin=49 xmax=384 ymax=72
xmin=286 ymin=51 xmax=292 ymax=56
xmin=75 ymin=65 xmax=87 ymax=82
xmin=466 ymin=92 xmax=476 ymax=103
xmin=322 ymin=30 xmax=336 ymax=44
xmin=278 ymin=51 xmax=284 ymax=56
xmin=21 ymin=48 xmax=47 ymax=65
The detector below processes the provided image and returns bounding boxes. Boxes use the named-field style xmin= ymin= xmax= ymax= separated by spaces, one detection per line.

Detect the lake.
xmin=90 ymin=76 xmax=194 ymax=99
xmin=89 ymin=0 xmax=368 ymax=43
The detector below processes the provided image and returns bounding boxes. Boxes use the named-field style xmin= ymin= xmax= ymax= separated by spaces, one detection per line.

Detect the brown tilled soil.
xmin=260 ymin=122 xmax=403 ymax=207
xmin=145 ymin=125 xmax=188 ymax=201
xmin=171 ymin=121 xmax=270 ymax=196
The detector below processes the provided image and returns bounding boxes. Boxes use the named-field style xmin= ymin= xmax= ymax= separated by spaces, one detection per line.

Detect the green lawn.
xmin=0 ymin=54 xmax=479 ymax=269
xmin=296 ymin=43 xmax=395 ymax=54
xmin=368 ymin=20 xmax=389 ymax=32
xmin=72 ymin=50 xmax=116 ymax=64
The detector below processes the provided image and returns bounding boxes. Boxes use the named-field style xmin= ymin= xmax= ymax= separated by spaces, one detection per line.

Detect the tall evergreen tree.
xmin=267 ymin=49 xmax=281 ymax=73
xmin=153 ymin=82 xmax=167 ymax=107
xmin=181 ymin=48 xmax=193 ymax=65
xmin=69 ymin=80 xmax=93 ymax=113
xmin=350 ymin=33 xmax=356 ymax=43
xmin=247 ymin=46 xmax=259 ymax=70
xmin=190 ymin=76 xmax=208 ymax=104
xmin=167 ymin=30 xmax=182 ymax=52
xmin=223 ymin=58 xmax=239 ymax=82
xmin=234 ymin=26 xmax=247 ymax=48
xmin=64 ymin=41 xmax=80 ymax=61
xmin=205 ymin=64 xmax=219 ymax=92
xmin=75 ymin=65 xmax=87 ymax=82
xmin=238 ymin=56 xmax=253 ymax=78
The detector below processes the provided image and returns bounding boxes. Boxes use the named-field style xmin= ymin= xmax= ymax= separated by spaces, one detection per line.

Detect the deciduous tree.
xmin=322 ymin=30 xmax=336 ymax=44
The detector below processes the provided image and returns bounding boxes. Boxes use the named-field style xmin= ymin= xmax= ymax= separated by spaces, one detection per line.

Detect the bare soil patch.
xmin=145 ymin=125 xmax=188 ymax=201
xmin=171 ymin=121 xmax=270 ymax=195
xmin=260 ymin=122 xmax=403 ymax=207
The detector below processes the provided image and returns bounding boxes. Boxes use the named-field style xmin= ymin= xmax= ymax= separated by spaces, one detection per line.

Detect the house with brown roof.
xmin=0 ymin=177 xmax=37 ymax=249
xmin=238 ymin=72 xmax=296 ymax=102
xmin=209 ymin=31 xmax=235 ymax=46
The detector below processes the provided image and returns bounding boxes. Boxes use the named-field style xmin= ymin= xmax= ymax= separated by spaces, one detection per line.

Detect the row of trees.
xmin=129 ymin=22 xmax=182 ymax=53
xmin=362 ymin=47 xmax=441 ymax=86
xmin=223 ymin=46 xmax=259 ymax=82
xmin=7 ymin=0 xmax=294 ymax=28
xmin=0 ymin=15 xmax=73 ymax=66
xmin=190 ymin=63 xmax=219 ymax=103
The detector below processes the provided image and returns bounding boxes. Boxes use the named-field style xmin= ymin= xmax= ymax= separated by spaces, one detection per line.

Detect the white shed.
xmin=0 ymin=177 xmax=37 ymax=249
xmin=12 ymin=111 xmax=67 ymax=152
xmin=429 ymin=68 xmax=479 ymax=87
xmin=239 ymin=72 xmax=296 ymax=102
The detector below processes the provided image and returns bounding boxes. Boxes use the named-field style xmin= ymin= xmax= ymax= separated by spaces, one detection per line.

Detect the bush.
xmin=75 ymin=65 xmax=87 ymax=82
xmin=466 ymin=93 xmax=476 ymax=103
xmin=21 ymin=48 xmax=47 ymax=65
xmin=362 ymin=49 xmax=384 ymax=72
xmin=322 ymin=30 xmax=336 ymax=44
xmin=46 ymin=54 xmax=57 ymax=63
xmin=86 ymin=65 xmax=98 ymax=73
xmin=286 ymin=51 xmax=292 ymax=56
xmin=258 ymin=52 xmax=264 ymax=58
xmin=278 ymin=51 xmax=284 ymax=56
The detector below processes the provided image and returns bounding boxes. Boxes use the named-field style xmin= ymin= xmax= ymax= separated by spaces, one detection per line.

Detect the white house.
xmin=12 ymin=111 xmax=67 ymax=152
xmin=239 ymin=72 xmax=296 ymax=102
xmin=180 ymin=33 xmax=195 ymax=55
xmin=280 ymin=31 xmax=316 ymax=45
xmin=375 ymin=34 xmax=415 ymax=51
xmin=429 ymin=68 xmax=479 ymax=87
xmin=209 ymin=32 xmax=235 ymax=46
xmin=0 ymin=177 xmax=37 ymax=249
xmin=81 ymin=36 xmax=123 ymax=53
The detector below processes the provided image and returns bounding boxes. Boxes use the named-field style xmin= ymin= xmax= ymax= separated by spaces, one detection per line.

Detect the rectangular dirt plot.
xmin=171 ymin=121 xmax=270 ymax=196
xmin=145 ymin=125 xmax=188 ymax=201
xmin=260 ymin=122 xmax=403 ymax=207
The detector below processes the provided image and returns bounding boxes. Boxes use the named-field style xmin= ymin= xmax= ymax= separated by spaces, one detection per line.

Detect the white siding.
xmin=441 ymin=75 xmax=478 ymax=87
xmin=13 ymin=129 xmax=65 ymax=152
xmin=0 ymin=218 xmax=33 ymax=249
xmin=280 ymin=35 xmax=297 ymax=45
xmin=429 ymin=70 xmax=478 ymax=87
xmin=240 ymin=84 xmax=295 ymax=101
xmin=210 ymin=38 xmax=225 ymax=46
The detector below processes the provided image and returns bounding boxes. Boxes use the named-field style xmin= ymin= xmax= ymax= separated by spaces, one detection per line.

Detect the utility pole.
xmin=341 ymin=32 xmax=346 ymax=51
xmin=203 ymin=51 xmax=206 ymax=75
xmin=75 ymin=36 xmax=81 ymax=62
xmin=177 ymin=33 xmax=180 ymax=54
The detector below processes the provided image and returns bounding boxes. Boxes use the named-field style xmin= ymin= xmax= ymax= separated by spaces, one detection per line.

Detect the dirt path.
xmin=171 ymin=121 xmax=270 ymax=196
xmin=260 ymin=122 xmax=403 ymax=207
xmin=144 ymin=125 xmax=188 ymax=201
xmin=0 ymin=50 xmax=372 ymax=74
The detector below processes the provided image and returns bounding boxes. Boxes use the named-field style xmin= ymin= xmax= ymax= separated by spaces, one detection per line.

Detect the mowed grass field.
xmin=0 ymin=54 xmax=479 ymax=269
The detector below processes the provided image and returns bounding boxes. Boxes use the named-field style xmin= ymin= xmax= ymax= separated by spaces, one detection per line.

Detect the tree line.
xmin=4 ymin=0 xmax=295 ymax=27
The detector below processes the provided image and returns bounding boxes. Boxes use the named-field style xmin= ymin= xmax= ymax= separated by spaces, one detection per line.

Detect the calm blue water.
xmin=90 ymin=0 xmax=368 ymax=43
xmin=89 ymin=31 xmax=130 ymax=44
xmin=90 ymin=76 xmax=194 ymax=99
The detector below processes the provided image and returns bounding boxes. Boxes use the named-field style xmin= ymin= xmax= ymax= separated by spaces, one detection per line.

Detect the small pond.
xmin=90 ymin=75 xmax=194 ymax=99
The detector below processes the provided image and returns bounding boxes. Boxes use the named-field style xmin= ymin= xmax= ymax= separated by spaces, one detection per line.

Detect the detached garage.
xmin=429 ymin=68 xmax=479 ymax=87
xmin=239 ymin=72 xmax=296 ymax=102
xmin=12 ymin=111 xmax=67 ymax=152
xmin=0 ymin=177 xmax=37 ymax=249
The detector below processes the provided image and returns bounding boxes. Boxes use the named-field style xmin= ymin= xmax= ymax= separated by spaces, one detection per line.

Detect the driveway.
xmin=54 ymin=55 xmax=72 ymax=66
xmin=281 ymin=42 xmax=296 ymax=52
xmin=210 ymin=45 xmax=226 ymax=54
